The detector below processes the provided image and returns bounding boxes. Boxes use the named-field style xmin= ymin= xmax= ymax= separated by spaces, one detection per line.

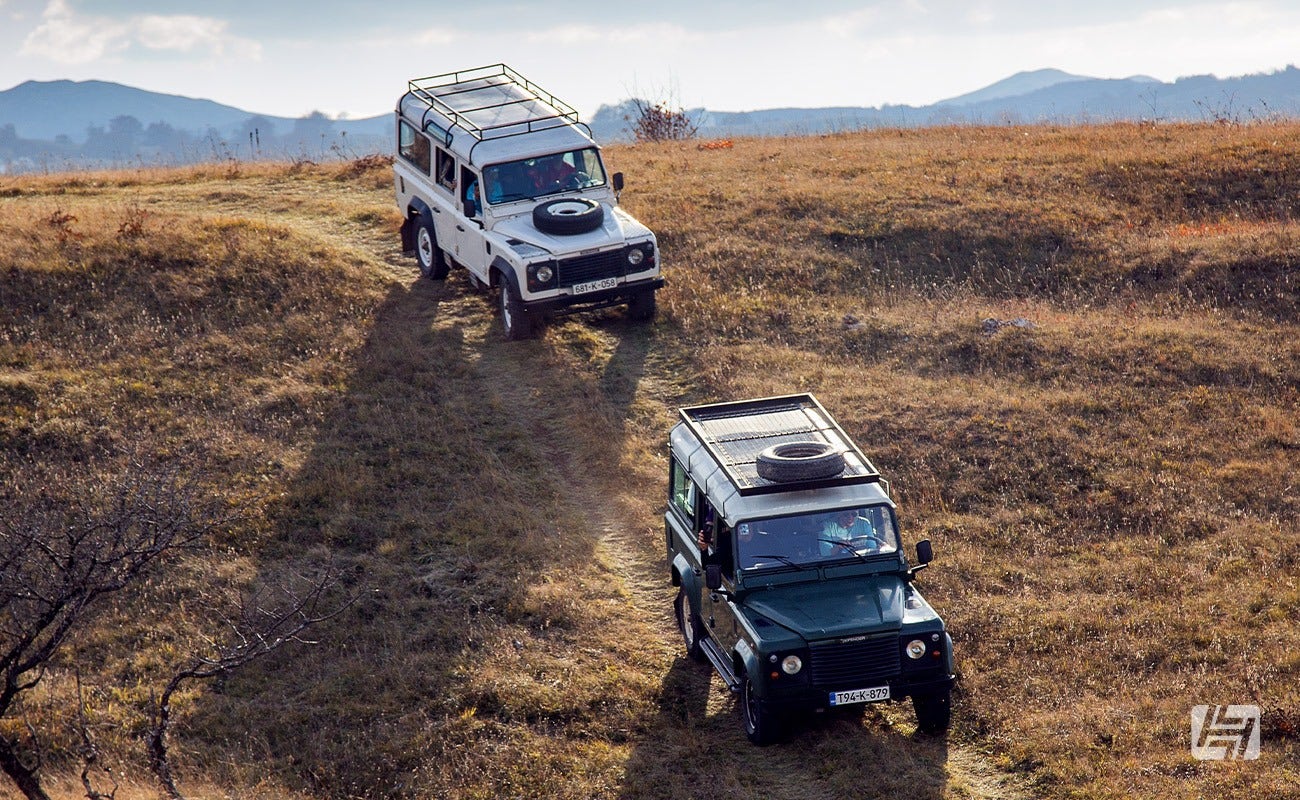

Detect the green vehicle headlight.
xmin=781 ymin=655 xmax=803 ymax=675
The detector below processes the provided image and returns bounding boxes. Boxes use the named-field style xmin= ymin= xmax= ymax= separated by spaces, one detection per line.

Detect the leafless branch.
xmin=146 ymin=565 xmax=353 ymax=800
xmin=0 ymin=460 xmax=227 ymax=800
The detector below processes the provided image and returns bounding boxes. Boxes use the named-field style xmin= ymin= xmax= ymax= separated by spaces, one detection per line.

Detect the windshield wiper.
xmin=751 ymin=554 xmax=806 ymax=570
xmin=819 ymin=538 xmax=870 ymax=563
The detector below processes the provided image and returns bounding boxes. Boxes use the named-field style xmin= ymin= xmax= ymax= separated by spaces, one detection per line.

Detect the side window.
xmin=716 ymin=522 xmax=736 ymax=580
xmin=461 ymin=166 xmax=480 ymax=217
xmin=435 ymin=147 xmax=455 ymax=192
xmin=669 ymin=457 xmax=696 ymax=522
xmin=398 ymin=120 xmax=431 ymax=174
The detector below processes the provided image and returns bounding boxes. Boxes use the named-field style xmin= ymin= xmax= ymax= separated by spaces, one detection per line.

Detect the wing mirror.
xmin=907 ymin=539 xmax=933 ymax=582
xmin=916 ymin=539 xmax=934 ymax=565
xmin=705 ymin=563 xmax=723 ymax=592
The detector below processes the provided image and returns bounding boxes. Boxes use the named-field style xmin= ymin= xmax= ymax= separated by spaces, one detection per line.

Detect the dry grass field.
xmin=1 ymin=122 xmax=1298 ymax=799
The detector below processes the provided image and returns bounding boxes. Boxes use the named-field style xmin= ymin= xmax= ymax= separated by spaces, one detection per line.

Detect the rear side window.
xmin=669 ymin=457 xmax=696 ymax=523
xmin=435 ymin=147 xmax=455 ymax=191
xmin=399 ymin=120 xmax=431 ymax=174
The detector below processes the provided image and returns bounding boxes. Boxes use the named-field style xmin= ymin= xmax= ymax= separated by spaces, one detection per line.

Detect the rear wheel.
xmin=674 ymin=587 xmax=706 ymax=663
xmin=912 ymin=689 xmax=951 ymax=735
xmin=498 ymin=278 xmax=536 ymax=341
xmin=415 ymin=217 xmax=449 ymax=280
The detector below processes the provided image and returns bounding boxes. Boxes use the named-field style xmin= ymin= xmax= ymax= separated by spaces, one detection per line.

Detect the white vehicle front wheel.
xmin=498 ymin=278 xmax=536 ymax=341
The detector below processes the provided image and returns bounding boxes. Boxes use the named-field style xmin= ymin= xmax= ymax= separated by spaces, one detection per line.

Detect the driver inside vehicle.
xmin=821 ymin=509 xmax=876 ymax=556
xmin=531 ymin=153 xmax=575 ymax=191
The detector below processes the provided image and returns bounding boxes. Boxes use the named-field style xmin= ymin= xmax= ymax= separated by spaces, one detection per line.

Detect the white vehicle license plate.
xmin=829 ymin=686 xmax=890 ymax=706
xmin=572 ymin=277 xmax=618 ymax=295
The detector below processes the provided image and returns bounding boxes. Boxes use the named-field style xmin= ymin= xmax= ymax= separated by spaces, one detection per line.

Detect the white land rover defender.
xmin=394 ymin=64 xmax=663 ymax=339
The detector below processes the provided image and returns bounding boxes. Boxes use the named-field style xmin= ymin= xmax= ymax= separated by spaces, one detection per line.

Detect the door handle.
xmin=456 ymin=225 xmax=466 ymax=232
xmin=431 ymin=207 xmax=441 ymax=214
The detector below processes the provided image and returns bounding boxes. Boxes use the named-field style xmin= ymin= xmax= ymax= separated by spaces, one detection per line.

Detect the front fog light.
xmin=535 ymin=265 xmax=554 ymax=283
xmin=906 ymin=640 xmax=926 ymax=660
xmin=627 ymin=247 xmax=645 ymax=266
xmin=781 ymin=655 xmax=803 ymax=675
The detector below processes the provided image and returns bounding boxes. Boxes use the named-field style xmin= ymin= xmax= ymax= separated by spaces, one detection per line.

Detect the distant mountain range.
xmin=0 ymin=79 xmax=388 ymax=172
xmin=2 ymin=66 xmax=1299 ymax=173
xmin=591 ymin=65 xmax=1300 ymax=140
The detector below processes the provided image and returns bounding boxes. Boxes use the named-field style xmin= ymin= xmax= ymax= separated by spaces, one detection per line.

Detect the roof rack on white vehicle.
xmin=403 ymin=63 xmax=592 ymax=150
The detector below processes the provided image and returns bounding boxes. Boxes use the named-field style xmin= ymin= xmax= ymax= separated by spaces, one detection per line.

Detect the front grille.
xmin=808 ymin=636 xmax=899 ymax=687
xmin=557 ymin=249 xmax=628 ymax=287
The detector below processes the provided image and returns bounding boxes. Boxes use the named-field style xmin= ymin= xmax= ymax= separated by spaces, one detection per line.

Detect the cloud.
xmin=22 ymin=0 xmax=128 ymax=63
xmin=136 ymin=14 xmax=259 ymax=58
xmin=21 ymin=0 xmax=260 ymax=64
xmin=524 ymin=24 xmax=604 ymax=45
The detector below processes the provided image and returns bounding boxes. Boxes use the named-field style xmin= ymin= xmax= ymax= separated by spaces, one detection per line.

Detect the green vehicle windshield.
xmin=737 ymin=505 xmax=899 ymax=571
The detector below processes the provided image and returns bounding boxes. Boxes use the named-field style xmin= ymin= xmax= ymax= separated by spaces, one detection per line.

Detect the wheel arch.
xmin=401 ymin=196 xmax=434 ymax=254
xmin=489 ymin=255 xmax=519 ymax=291
xmin=733 ymin=639 xmax=759 ymax=690
xmin=671 ymin=553 xmax=701 ymax=617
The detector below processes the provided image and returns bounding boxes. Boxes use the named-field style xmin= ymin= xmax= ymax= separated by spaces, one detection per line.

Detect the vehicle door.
xmin=451 ymin=164 xmax=490 ymax=277
xmin=427 ymin=145 xmax=460 ymax=253
xmin=704 ymin=512 xmax=744 ymax=657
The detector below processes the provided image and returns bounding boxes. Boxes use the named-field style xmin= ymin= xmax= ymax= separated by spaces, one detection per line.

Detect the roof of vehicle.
xmin=398 ymin=64 xmax=598 ymax=168
xmin=671 ymin=394 xmax=892 ymax=525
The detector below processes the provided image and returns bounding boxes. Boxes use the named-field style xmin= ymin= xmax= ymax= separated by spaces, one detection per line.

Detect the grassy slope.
xmin=0 ymin=123 xmax=1297 ymax=799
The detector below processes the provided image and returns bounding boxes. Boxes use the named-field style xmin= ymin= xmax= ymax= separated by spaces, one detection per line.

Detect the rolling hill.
xmin=0 ymin=122 xmax=1298 ymax=799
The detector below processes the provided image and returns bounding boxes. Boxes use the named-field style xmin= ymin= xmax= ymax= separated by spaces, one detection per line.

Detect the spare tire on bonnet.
xmin=755 ymin=441 xmax=847 ymax=483
xmin=533 ymin=198 xmax=604 ymax=235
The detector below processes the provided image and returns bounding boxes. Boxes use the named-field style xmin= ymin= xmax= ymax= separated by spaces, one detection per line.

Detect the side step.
xmin=700 ymin=637 xmax=742 ymax=693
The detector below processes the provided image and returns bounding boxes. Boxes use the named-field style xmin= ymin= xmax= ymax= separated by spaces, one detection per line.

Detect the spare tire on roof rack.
xmin=755 ymin=441 xmax=846 ymax=483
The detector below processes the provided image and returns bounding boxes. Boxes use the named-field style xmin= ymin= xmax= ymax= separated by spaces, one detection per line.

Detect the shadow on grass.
xmin=619 ymin=656 xmax=952 ymax=800
xmin=171 ymin=272 xmax=583 ymax=792
xmin=181 ymin=278 xmax=670 ymax=797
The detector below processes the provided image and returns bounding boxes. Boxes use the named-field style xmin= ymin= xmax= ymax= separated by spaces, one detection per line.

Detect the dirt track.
xmin=393 ymin=256 xmax=1033 ymax=799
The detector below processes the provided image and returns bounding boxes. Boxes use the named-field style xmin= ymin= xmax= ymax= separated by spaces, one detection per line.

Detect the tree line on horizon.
xmin=0 ymin=112 xmax=383 ymax=174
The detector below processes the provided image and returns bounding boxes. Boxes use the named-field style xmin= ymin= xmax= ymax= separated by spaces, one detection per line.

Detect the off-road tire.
xmin=415 ymin=217 xmax=449 ymax=280
xmin=498 ymin=277 xmax=537 ymax=341
xmin=674 ymin=587 xmax=706 ymax=663
xmin=741 ymin=675 xmax=780 ymax=746
xmin=755 ymin=441 xmax=846 ymax=483
xmin=532 ymin=198 xmax=604 ymax=236
xmin=628 ymin=288 xmax=657 ymax=322
xmin=912 ymin=689 xmax=952 ymax=735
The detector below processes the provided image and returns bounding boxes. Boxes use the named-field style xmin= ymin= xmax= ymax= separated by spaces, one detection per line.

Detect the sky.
xmin=1 ymin=0 xmax=1298 ymax=120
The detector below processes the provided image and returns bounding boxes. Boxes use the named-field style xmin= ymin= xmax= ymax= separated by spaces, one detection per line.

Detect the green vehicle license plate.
xmin=829 ymin=686 xmax=890 ymax=706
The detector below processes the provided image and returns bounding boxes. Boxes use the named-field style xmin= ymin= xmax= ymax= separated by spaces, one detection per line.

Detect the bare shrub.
xmin=0 ymin=460 xmax=226 ymax=800
xmin=625 ymin=98 xmax=699 ymax=143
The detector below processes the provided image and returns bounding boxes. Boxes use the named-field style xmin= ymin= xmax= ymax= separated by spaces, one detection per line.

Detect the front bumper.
xmin=522 ymin=276 xmax=664 ymax=316
xmin=762 ymin=670 xmax=956 ymax=713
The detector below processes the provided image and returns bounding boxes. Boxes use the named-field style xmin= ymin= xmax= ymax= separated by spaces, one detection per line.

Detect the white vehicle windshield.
xmin=482 ymin=147 xmax=607 ymax=205
xmin=737 ymin=506 xmax=899 ymax=571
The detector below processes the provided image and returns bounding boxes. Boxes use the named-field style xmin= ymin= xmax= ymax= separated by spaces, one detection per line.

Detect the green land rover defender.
xmin=665 ymin=394 xmax=956 ymax=744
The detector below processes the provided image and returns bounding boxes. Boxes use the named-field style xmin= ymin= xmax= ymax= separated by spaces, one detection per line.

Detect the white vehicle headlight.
xmin=535 ymin=265 xmax=554 ymax=283
xmin=781 ymin=655 xmax=803 ymax=675
xmin=906 ymin=640 xmax=926 ymax=660
xmin=627 ymin=247 xmax=645 ymax=266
